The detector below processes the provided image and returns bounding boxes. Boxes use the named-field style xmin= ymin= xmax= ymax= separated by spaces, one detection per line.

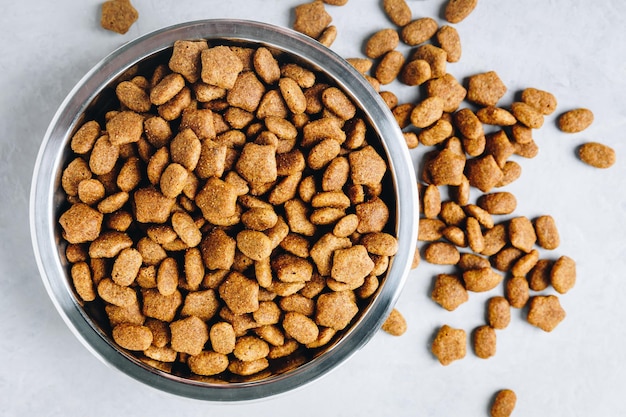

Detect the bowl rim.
xmin=29 ymin=18 xmax=418 ymax=402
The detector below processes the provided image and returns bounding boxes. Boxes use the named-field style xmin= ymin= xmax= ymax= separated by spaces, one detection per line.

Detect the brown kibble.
xmin=209 ymin=322 xmax=236 ymax=354
xmin=219 ymin=272 xmax=259 ymax=314
xmin=487 ymin=296 xmax=511 ymax=330
xmin=477 ymin=106 xmax=516 ymax=126
xmin=505 ymin=276 xmax=530 ymax=308
xmin=322 ymin=87 xmax=357 ymax=120
xmin=399 ymin=59 xmax=431 ymax=86
xmin=71 ymin=262 xmax=96 ymax=302
xmin=509 ymin=216 xmax=537 ymax=253
xmin=71 ymin=121 xmax=101 ymax=154
xmin=454 ymin=108 xmax=483 ymax=140
xmin=521 ymin=87 xmax=557 ymax=115
xmin=188 ymin=351 xmax=229 ymax=376
xmin=422 ymin=184 xmax=441 ymax=219
xmin=477 ymin=192 xmax=517 ymax=215
xmin=444 ymin=0 xmax=477 ymax=23
xmin=426 ymin=73 xmax=467 ymax=113
xmin=435 ymin=25 xmax=461 ymax=62
xmin=426 ymin=148 xmax=466 ymax=186
xmin=170 ymin=316 xmax=209 ymax=356
xmin=491 ymin=389 xmax=517 ymax=417
xmin=527 ymin=295 xmax=566 ymax=332
xmin=511 ymin=101 xmax=544 ymax=129
xmin=558 ymin=108 xmax=594 ymax=133
xmin=511 ymin=249 xmax=539 ymax=277
xmin=318 ymin=25 xmax=338 ymax=47
xmin=497 ymin=160 xmax=522 ymax=187
xmin=418 ymin=218 xmax=446 ymax=241
xmin=201 ymin=46 xmax=244 ymax=89
xmin=473 ymin=325 xmax=496 ymax=359
xmin=100 ymin=0 xmax=138 ymax=35
xmin=383 ymin=0 xmax=412 ymax=26
xmin=283 ymin=312 xmax=319 ymax=344
xmin=465 ymin=155 xmax=504 ymax=193
xmin=331 ymin=245 xmax=374 ymax=286
xmin=381 ymin=308 xmax=407 ymax=336
xmin=315 ymin=291 xmax=358 ymax=330
xmin=578 ymin=142 xmax=616 ymax=169
xmin=112 ymin=323 xmax=152 ymax=351
xmin=411 ymin=96 xmax=445 ymax=129
xmin=431 ymin=325 xmax=466 ymax=366
xmin=89 ymin=135 xmax=119 ymax=176
xmin=551 ymin=255 xmax=576 ymax=294
xmin=424 ymin=242 xmax=460 ymax=265
xmin=466 ymin=71 xmax=507 ymax=107
xmin=401 ymin=18 xmax=438 ymax=46
xmin=59 ymin=203 xmax=103 ymax=244
xmin=411 ymin=45 xmax=447 ymax=79
xmin=375 ymin=51 xmax=406 ymax=85
xmin=534 ymin=215 xmax=560 ymax=250
xmin=431 ymin=274 xmax=468 ymax=311
xmin=463 ymin=267 xmax=503 ymax=292
xmin=293 ymin=1 xmax=333 ymax=39
xmin=233 ymin=335 xmax=270 ymax=361
xmin=365 ymin=28 xmax=400 ymax=59
xmin=528 ymin=259 xmax=553 ymax=291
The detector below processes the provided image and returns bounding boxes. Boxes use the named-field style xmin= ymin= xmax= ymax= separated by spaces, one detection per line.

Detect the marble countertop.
xmin=2 ymin=1 xmax=626 ymax=415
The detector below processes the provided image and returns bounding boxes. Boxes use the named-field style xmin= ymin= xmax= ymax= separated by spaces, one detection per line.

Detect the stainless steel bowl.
xmin=30 ymin=19 xmax=418 ymax=401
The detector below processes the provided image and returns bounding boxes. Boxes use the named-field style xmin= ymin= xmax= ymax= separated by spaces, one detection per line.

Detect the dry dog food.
xmin=58 ymin=37 xmax=399 ymax=381
xmin=431 ymin=324 xmax=466 ymax=365
xmin=491 ymin=389 xmax=517 ymax=417
xmin=527 ymin=295 xmax=566 ymax=332
xmin=558 ymin=108 xmax=594 ymax=133
xmin=381 ymin=308 xmax=407 ymax=336
xmin=383 ymin=0 xmax=412 ymax=27
xmin=100 ymin=0 xmax=138 ymax=35
xmin=578 ymin=142 xmax=616 ymax=169
xmin=444 ymin=0 xmax=478 ymax=23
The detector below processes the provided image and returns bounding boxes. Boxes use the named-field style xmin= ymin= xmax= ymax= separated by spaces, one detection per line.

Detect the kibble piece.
xmin=293 ymin=1 xmax=333 ymax=39
xmin=401 ymin=18 xmax=438 ymax=46
xmin=322 ymin=87 xmax=356 ymax=120
xmin=444 ymin=0 xmax=477 ymax=23
xmin=426 ymin=73 xmax=467 ymax=113
xmin=59 ymin=203 xmax=103 ymax=244
xmin=431 ymin=274 xmax=468 ymax=311
xmin=477 ymin=106 xmax=516 ymax=126
xmin=458 ymin=253 xmax=490 ymax=271
xmin=188 ymin=351 xmax=229 ymax=376
xmin=558 ymin=108 xmax=594 ymax=133
xmin=497 ymin=160 xmax=522 ymax=188
xmin=454 ymin=108 xmax=483 ymax=140
xmin=463 ymin=267 xmax=503 ymax=292
xmin=365 ymin=28 xmax=400 ymax=59
xmin=71 ymin=121 xmax=101 ymax=154
xmin=71 ymin=262 xmax=96 ymax=302
xmin=111 ymin=247 xmax=142 ymax=286
xmin=521 ymin=87 xmax=557 ymax=115
xmin=527 ymin=295 xmax=565 ymax=332
xmin=473 ymin=325 xmax=496 ymax=359
xmin=381 ymin=308 xmax=407 ymax=336
xmin=112 ymin=323 xmax=152 ymax=351
xmin=116 ymin=81 xmax=151 ymax=113
xmin=466 ymin=71 xmax=507 ymax=107
xmin=170 ymin=316 xmax=209 ymax=356
xmin=218 ymin=272 xmax=259 ymax=314
xmin=201 ymin=46 xmax=244 ymax=89
xmin=511 ymin=249 xmax=539 ymax=278
xmin=228 ymin=358 xmax=269 ymax=376
xmin=487 ymin=296 xmax=511 ymax=330
xmin=511 ymin=101 xmax=544 ymax=129
xmin=422 ymin=184 xmax=441 ymax=219
xmin=426 ymin=148 xmax=466 ymax=186
xmin=528 ymin=259 xmax=553 ymax=291
xmin=506 ymin=276 xmax=530 ymax=308
xmin=283 ymin=312 xmax=319 ymax=344
xmin=436 ymin=25 xmax=461 ymax=62
xmin=533 ymin=215 xmax=560 ymax=250
xmin=100 ymin=0 xmax=138 ymax=35
xmin=375 ymin=50 xmax=406 ymax=85
xmin=551 ymin=255 xmax=576 ymax=294
xmin=431 ymin=325 xmax=466 ymax=366
xmin=424 ymin=242 xmax=460 ymax=265
xmin=400 ymin=59 xmax=431 ymax=86
xmin=411 ymin=45 xmax=447 ymax=79
xmin=383 ymin=0 xmax=412 ymax=26
xmin=411 ymin=96 xmax=445 ymax=129
xmin=477 ymin=192 xmax=517 ymax=215
xmin=465 ymin=155 xmax=504 ymax=193
xmin=89 ymin=135 xmax=119 ymax=176
xmin=490 ymin=390 xmax=517 ymax=417
xmin=578 ymin=142 xmax=616 ymax=169
xmin=331 ymin=245 xmax=375 ymax=286
xmin=315 ymin=291 xmax=358 ymax=330
xmin=509 ymin=216 xmax=537 ymax=253
xmin=209 ymin=322 xmax=236 ymax=354
xmin=233 ymin=335 xmax=270 ymax=361
xmin=97 ymin=278 xmax=137 ymax=307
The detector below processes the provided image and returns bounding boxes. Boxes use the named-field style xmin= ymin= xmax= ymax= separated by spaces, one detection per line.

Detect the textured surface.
xmin=1 ymin=1 xmax=626 ymax=416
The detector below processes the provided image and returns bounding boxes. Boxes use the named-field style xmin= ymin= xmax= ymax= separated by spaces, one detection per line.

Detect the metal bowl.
xmin=30 ymin=19 xmax=418 ymax=401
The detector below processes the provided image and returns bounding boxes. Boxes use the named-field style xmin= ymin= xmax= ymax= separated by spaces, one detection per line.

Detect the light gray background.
xmin=2 ymin=1 xmax=625 ymax=415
